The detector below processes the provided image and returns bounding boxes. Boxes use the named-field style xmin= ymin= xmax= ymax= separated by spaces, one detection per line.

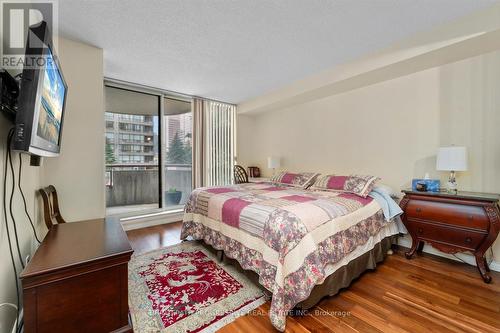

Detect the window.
xmin=105 ymin=133 xmax=114 ymax=144
xmin=120 ymin=144 xmax=131 ymax=152
xmin=163 ymin=98 xmax=193 ymax=207
xmin=104 ymin=85 xmax=193 ymax=216
xmin=105 ymin=86 xmax=160 ymax=215
xmin=120 ymin=145 xmax=143 ymax=153
xmin=118 ymin=123 xmax=147 ymax=132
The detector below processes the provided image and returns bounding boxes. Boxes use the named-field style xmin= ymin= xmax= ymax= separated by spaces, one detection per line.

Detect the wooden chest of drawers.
xmin=400 ymin=190 xmax=500 ymax=283
xmin=20 ymin=219 xmax=134 ymax=332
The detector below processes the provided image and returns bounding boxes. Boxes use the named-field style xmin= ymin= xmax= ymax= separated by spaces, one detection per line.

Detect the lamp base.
xmin=446 ymin=171 xmax=458 ymax=194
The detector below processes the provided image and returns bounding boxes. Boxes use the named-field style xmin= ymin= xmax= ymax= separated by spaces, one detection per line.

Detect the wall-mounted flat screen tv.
xmin=14 ymin=21 xmax=68 ymax=157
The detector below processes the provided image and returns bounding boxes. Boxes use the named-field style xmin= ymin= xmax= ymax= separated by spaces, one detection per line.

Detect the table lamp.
xmin=267 ymin=156 xmax=280 ymax=176
xmin=436 ymin=146 xmax=468 ymax=193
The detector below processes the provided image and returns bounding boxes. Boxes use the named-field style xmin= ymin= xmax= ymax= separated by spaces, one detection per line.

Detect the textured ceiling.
xmin=59 ymin=0 xmax=498 ymax=104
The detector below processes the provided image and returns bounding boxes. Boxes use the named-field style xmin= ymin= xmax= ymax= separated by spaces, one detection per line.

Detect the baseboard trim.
xmin=397 ymin=235 xmax=500 ymax=272
xmin=120 ymin=211 xmax=183 ymax=231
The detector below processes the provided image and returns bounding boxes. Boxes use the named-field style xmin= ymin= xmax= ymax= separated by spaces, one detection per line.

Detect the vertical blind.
xmin=205 ymin=101 xmax=236 ymax=186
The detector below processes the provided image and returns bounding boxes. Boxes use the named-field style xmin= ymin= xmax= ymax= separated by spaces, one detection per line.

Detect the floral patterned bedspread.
xmin=181 ymin=182 xmax=397 ymax=331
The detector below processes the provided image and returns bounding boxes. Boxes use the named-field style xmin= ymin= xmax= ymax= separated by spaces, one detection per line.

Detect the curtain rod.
xmin=104 ymin=76 xmax=237 ymax=106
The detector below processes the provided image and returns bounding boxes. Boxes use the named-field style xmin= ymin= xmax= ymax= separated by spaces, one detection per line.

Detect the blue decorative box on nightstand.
xmin=411 ymin=179 xmax=440 ymax=192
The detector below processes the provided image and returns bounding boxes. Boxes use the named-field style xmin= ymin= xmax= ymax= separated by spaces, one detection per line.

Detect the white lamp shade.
xmin=267 ymin=156 xmax=280 ymax=169
xmin=436 ymin=146 xmax=468 ymax=171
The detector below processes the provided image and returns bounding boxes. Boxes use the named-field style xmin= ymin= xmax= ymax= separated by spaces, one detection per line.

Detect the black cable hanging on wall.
xmin=2 ymin=127 xmax=42 ymax=333
xmin=2 ymin=127 xmax=20 ymax=333
xmin=18 ymin=153 xmax=41 ymax=244
xmin=7 ymin=129 xmax=25 ymax=270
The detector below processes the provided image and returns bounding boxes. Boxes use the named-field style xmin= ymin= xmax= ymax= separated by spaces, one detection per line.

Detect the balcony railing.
xmin=117 ymin=139 xmax=154 ymax=145
xmin=117 ymin=128 xmax=154 ymax=135
xmin=118 ymin=150 xmax=156 ymax=155
xmin=116 ymin=118 xmax=154 ymax=124
xmin=105 ymin=163 xmax=192 ymax=209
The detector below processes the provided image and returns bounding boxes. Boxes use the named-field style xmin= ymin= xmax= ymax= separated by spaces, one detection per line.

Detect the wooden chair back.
xmin=234 ymin=165 xmax=249 ymax=184
xmin=39 ymin=185 xmax=66 ymax=230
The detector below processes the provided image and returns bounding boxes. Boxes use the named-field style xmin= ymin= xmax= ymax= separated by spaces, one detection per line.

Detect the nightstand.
xmin=400 ymin=190 xmax=500 ymax=283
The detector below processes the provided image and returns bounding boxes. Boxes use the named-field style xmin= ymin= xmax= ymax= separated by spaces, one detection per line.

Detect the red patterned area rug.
xmin=129 ymin=241 xmax=267 ymax=333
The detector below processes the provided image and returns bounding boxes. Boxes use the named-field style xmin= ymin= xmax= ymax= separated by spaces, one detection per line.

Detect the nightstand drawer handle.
xmin=417 ymin=227 xmax=423 ymax=234
xmin=416 ymin=208 xmax=422 ymax=213
xmin=465 ymin=237 xmax=472 ymax=243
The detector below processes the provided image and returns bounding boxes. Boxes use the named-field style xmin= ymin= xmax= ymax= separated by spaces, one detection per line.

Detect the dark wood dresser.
xmin=20 ymin=218 xmax=134 ymax=333
xmin=400 ymin=190 xmax=500 ymax=283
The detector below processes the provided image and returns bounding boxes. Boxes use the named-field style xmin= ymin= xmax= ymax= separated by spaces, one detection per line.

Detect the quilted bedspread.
xmin=181 ymin=182 xmax=397 ymax=331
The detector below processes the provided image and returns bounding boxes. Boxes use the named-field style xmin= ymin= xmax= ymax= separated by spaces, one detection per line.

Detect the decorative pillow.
xmin=311 ymin=174 xmax=380 ymax=197
xmin=270 ymin=171 xmax=320 ymax=189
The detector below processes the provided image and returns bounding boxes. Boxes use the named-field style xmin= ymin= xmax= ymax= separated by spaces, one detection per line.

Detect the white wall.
xmin=0 ymin=37 xmax=104 ymax=331
xmin=238 ymin=50 xmax=500 ymax=263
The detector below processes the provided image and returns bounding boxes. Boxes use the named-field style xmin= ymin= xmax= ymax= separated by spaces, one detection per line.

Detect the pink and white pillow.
xmin=270 ymin=171 xmax=320 ymax=189
xmin=310 ymin=174 xmax=380 ymax=198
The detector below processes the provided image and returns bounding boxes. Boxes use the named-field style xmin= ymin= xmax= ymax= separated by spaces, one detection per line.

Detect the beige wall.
xmin=238 ymin=50 xmax=500 ymax=263
xmin=0 ymin=37 xmax=104 ymax=330
xmin=40 ymin=38 xmax=105 ymax=221
xmin=238 ymin=4 xmax=500 ymax=115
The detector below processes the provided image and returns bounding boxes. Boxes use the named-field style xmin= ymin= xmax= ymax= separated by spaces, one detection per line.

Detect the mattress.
xmin=181 ymin=182 xmax=399 ymax=331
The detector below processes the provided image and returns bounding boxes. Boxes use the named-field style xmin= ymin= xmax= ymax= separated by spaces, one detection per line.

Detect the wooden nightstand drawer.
xmin=406 ymin=220 xmax=487 ymax=251
xmin=405 ymin=199 xmax=489 ymax=231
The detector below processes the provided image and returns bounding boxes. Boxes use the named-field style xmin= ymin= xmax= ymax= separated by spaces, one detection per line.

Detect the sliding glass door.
xmin=163 ymin=98 xmax=192 ymax=208
xmin=104 ymin=82 xmax=236 ymax=217
xmin=104 ymin=86 xmax=161 ymax=216
xmin=104 ymin=85 xmax=193 ymax=216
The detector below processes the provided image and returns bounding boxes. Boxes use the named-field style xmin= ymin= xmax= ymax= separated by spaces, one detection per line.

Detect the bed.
xmin=181 ymin=181 xmax=400 ymax=331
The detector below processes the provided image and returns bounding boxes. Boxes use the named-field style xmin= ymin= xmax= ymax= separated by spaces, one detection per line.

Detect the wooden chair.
xmin=234 ymin=165 xmax=249 ymax=184
xmin=39 ymin=185 xmax=66 ymax=230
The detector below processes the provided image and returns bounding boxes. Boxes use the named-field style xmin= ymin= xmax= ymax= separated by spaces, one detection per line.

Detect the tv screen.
xmin=14 ymin=21 xmax=68 ymax=157
xmin=37 ymin=48 xmax=65 ymax=146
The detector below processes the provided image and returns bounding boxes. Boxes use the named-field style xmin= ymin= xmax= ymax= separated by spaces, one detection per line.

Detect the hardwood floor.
xmin=126 ymin=222 xmax=183 ymax=254
xmin=126 ymin=222 xmax=500 ymax=333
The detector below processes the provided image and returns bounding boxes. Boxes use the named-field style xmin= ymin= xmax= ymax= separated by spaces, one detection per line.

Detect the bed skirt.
xmin=298 ymin=235 xmax=393 ymax=308
xmin=199 ymin=235 xmax=395 ymax=310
